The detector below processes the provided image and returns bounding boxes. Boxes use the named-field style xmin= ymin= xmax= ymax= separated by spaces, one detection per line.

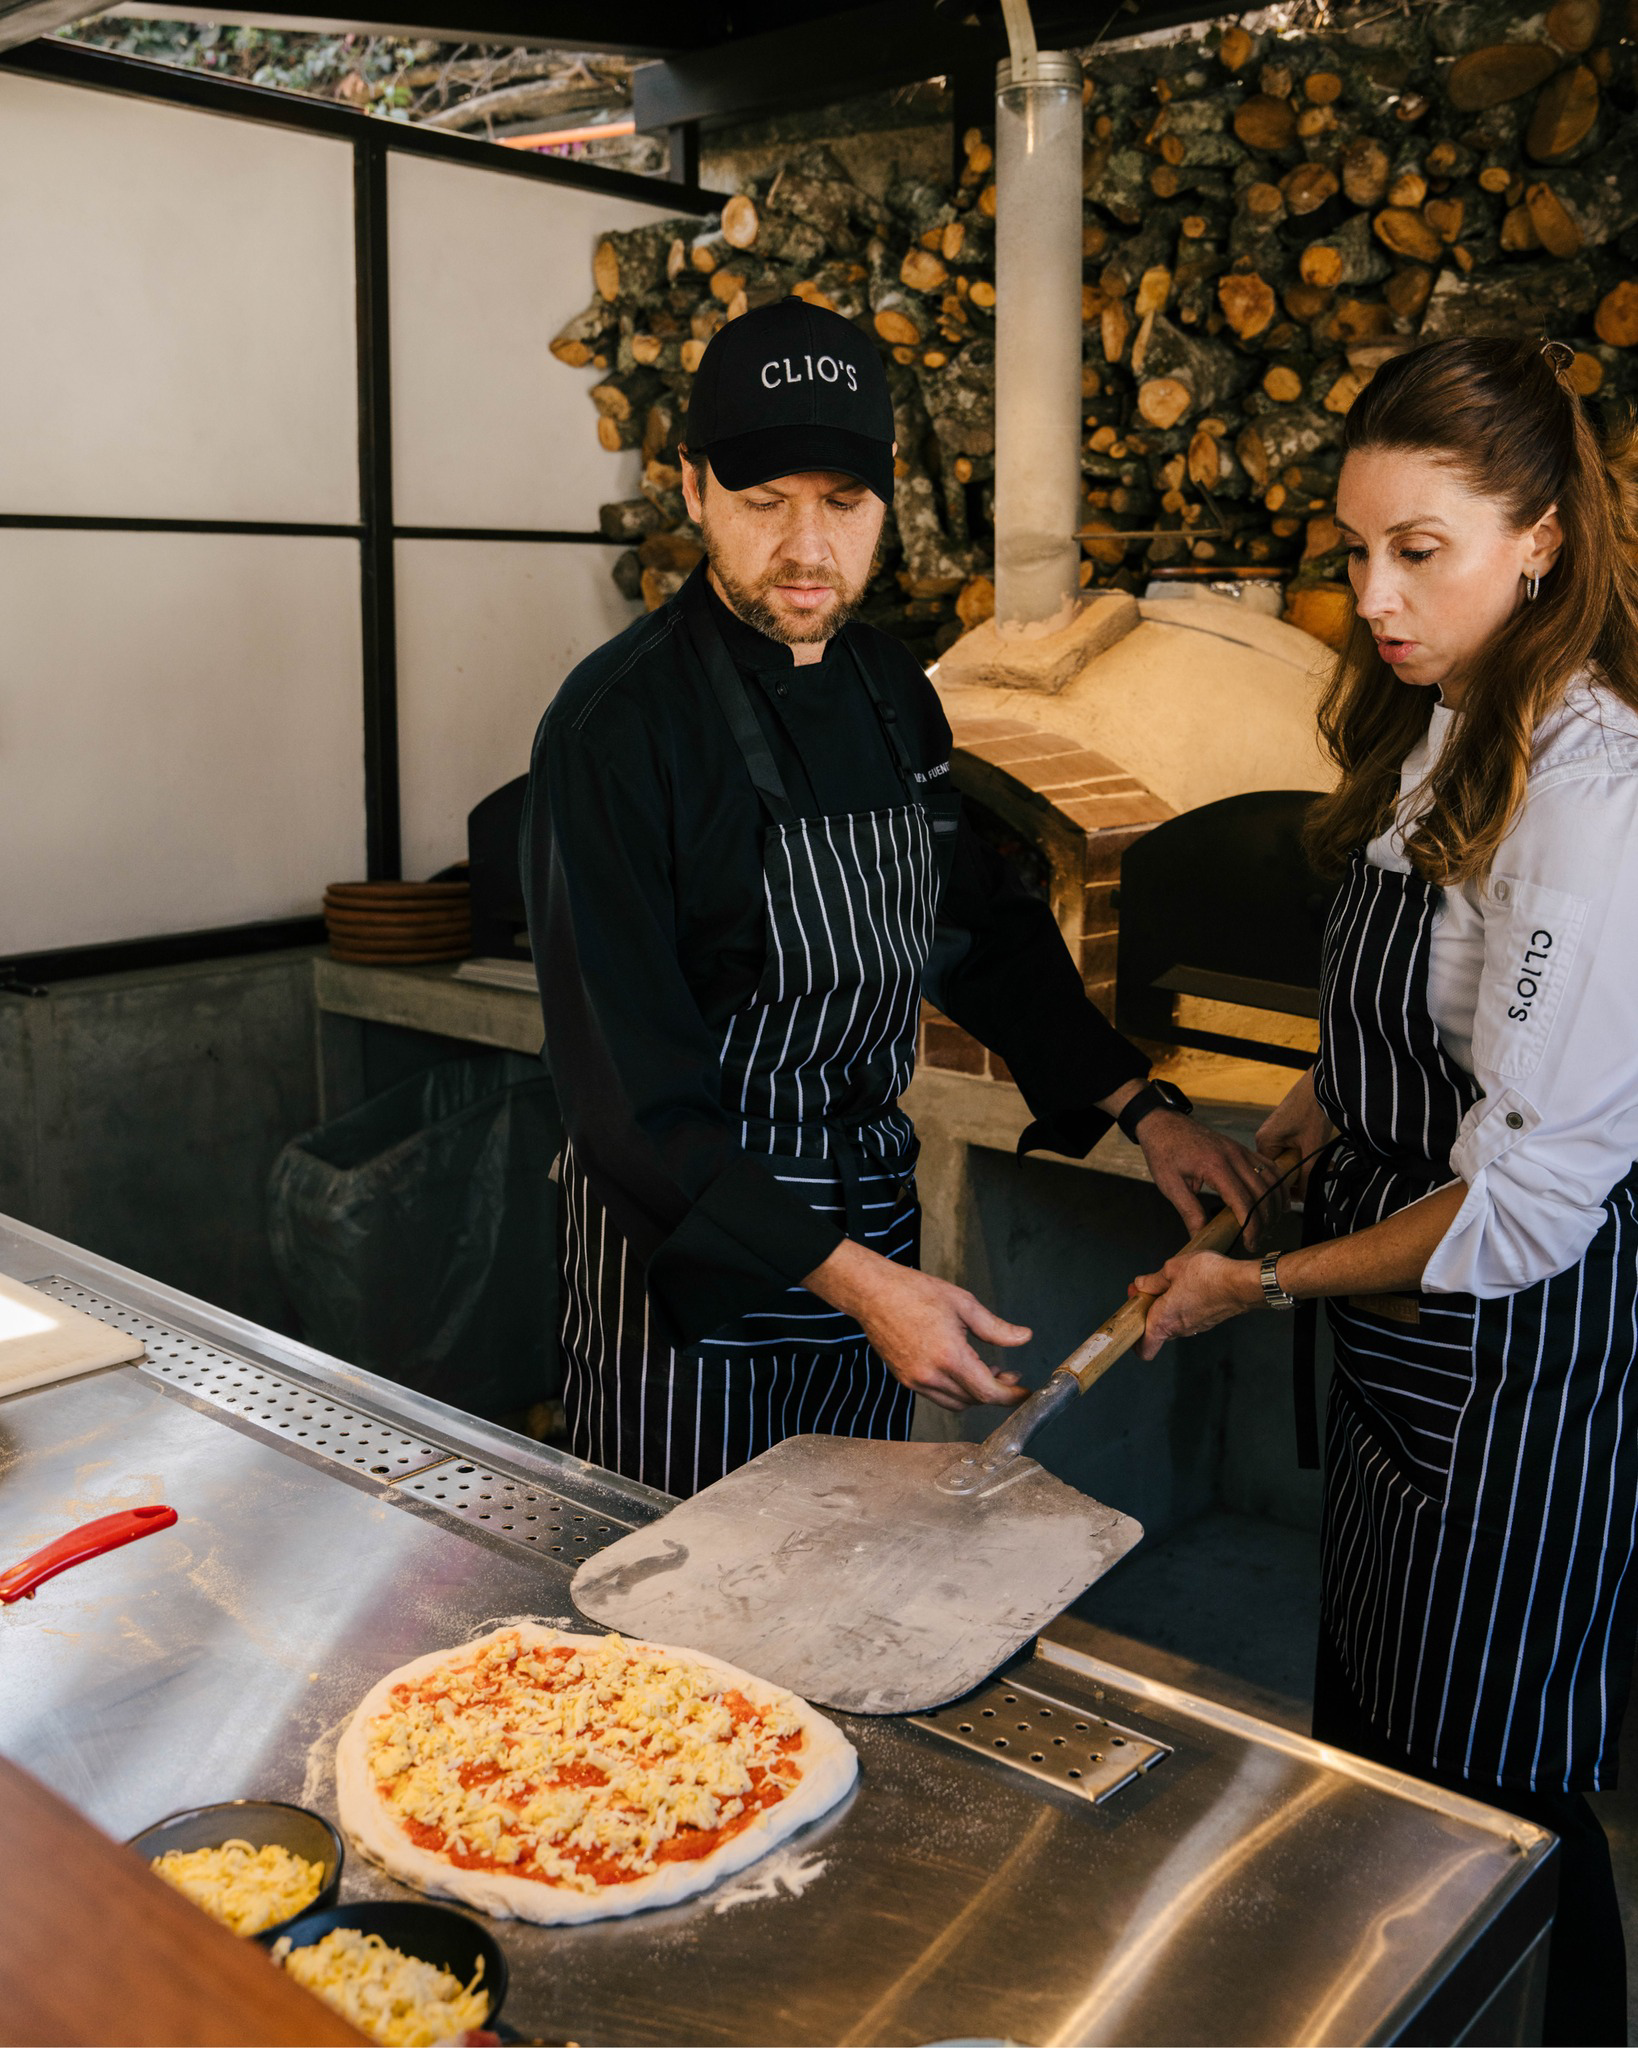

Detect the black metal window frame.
xmin=0 ymin=38 xmax=713 ymax=987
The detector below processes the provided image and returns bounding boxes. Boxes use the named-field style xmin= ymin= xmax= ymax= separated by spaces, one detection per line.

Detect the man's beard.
xmin=703 ymin=536 xmax=872 ymax=646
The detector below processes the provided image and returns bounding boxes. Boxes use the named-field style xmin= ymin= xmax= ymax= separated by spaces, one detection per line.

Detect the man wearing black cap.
xmin=522 ymin=297 xmax=1267 ymax=1497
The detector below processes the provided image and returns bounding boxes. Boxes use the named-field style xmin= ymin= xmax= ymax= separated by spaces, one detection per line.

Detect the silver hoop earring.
xmin=1526 ymin=573 xmax=1541 ymax=600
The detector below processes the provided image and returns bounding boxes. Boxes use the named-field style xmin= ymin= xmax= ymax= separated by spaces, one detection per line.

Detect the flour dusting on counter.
xmin=465 ymin=1612 xmax=557 ymax=1639
xmin=709 ymin=1849 xmax=829 ymax=1913
xmin=302 ymin=1707 xmax=355 ymax=1813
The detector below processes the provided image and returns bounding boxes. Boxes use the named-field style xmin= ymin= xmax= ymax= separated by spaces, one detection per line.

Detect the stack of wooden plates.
xmin=324 ymin=880 xmax=472 ymax=965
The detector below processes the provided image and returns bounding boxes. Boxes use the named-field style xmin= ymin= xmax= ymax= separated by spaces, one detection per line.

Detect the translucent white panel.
xmin=0 ymin=531 xmax=365 ymax=954
xmin=0 ymin=74 xmax=356 ymax=523
xmin=395 ymin=539 xmax=639 ymax=881
xmin=390 ymin=155 xmax=696 ymax=531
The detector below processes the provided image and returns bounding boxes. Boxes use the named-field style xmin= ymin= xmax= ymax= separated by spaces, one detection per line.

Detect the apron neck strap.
xmin=842 ymin=632 xmax=922 ymax=803
xmin=681 ymin=578 xmax=799 ymax=827
xmin=681 ymin=570 xmax=926 ymax=820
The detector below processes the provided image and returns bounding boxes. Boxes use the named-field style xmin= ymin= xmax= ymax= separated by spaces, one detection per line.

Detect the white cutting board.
xmin=0 ymin=1273 xmax=145 ymax=1395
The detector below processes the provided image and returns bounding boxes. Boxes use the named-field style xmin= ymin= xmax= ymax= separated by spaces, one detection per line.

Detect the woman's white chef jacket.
xmin=1365 ymin=672 xmax=1638 ymax=1298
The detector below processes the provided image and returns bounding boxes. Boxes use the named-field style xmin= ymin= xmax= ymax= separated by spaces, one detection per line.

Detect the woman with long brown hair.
xmin=1130 ymin=335 xmax=1638 ymax=2044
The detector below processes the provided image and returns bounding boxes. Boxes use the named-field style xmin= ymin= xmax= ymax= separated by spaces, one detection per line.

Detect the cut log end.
xmin=1373 ymin=206 xmax=1444 ymax=264
xmin=1527 ymin=65 xmax=1600 ymax=162
xmin=1341 ymin=139 xmax=1390 ymax=209
xmin=874 ymin=307 xmax=924 ymax=347
xmin=1233 ymin=94 xmax=1298 ymax=152
xmin=1218 ymin=271 xmax=1277 ymax=338
xmin=1546 ymin=0 xmax=1602 ymax=51
xmin=1385 ymin=266 xmax=1436 ymax=319
xmin=1526 ymin=182 xmax=1585 ymax=258
xmin=1447 ymin=42 xmax=1560 ymax=113
xmin=721 ymin=193 xmax=759 ymax=249
xmin=1284 ymin=583 xmax=1355 ymax=648
xmin=955 ymin=575 xmax=996 ymax=629
xmin=901 ymin=247 xmax=949 ymax=293
xmin=1568 ymin=349 xmax=1605 ymax=394
xmin=1138 ymin=377 xmax=1194 ymax=429
xmin=593 ymin=239 xmax=621 ymax=303
xmin=1187 ymin=427 xmax=1222 ymax=487
xmin=1218 ymin=23 xmax=1255 ymax=70
xmin=1595 ymin=280 xmax=1638 ymax=348
xmin=1283 ymin=163 xmax=1339 ymax=216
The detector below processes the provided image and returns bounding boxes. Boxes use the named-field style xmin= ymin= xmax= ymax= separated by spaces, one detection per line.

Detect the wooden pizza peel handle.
xmin=1060 ymin=1147 xmax=1302 ymax=1394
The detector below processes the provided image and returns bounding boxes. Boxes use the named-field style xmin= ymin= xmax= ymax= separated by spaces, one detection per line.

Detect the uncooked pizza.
xmin=335 ymin=1624 xmax=856 ymax=1923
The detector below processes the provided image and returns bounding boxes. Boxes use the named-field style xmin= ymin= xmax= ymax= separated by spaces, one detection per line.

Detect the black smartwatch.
xmin=1116 ymin=1077 xmax=1194 ymax=1145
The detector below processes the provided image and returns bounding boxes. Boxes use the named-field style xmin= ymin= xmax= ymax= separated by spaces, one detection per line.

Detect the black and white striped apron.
xmin=559 ymin=593 xmax=954 ymax=1499
xmin=1311 ymin=849 xmax=1638 ymax=1791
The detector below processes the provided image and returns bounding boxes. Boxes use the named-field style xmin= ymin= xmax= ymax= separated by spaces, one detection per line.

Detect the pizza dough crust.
xmin=335 ymin=1624 xmax=857 ymax=1924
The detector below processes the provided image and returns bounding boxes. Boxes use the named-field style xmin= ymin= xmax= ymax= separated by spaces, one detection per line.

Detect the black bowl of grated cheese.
xmin=131 ymin=1800 xmax=343 ymax=1940
xmin=263 ymin=1899 xmax=509 ymax=2045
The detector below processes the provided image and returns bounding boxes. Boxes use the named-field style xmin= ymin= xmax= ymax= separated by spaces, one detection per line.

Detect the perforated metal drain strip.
xmin=911 ymin=1674 xmax=1169 ymax=1805
xmin=35 ymin=1276 xmax=454 ymax=1483
xmin=32 ymin=1277 xmax=636 ymax=1567
xmin=398 ymin=1464 xmax=630 ymax=1568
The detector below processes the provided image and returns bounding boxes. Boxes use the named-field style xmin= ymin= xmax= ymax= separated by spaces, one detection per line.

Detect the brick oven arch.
xmin=915 ymin=711 xmax=1172 ymax=1083
xmin=950 ymin=710 xmax=1171 ymax=1003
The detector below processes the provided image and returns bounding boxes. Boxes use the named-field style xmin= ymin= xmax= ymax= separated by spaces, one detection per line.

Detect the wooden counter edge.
xmin=0 ymin=1754 xmax=366 ymax=2047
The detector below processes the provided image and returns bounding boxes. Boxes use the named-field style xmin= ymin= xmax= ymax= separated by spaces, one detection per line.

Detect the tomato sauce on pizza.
xmin=360 ymin=1631 xmax=809 ymax=1894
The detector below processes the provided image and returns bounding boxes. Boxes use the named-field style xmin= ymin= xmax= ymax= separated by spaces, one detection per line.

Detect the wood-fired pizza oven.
xmin=919 ymin=585 xmax=1336 ymax=1079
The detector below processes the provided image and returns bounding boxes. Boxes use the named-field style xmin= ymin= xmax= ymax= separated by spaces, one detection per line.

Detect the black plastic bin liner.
xmin=268 ymin=1052 xmax=561 ymax=1418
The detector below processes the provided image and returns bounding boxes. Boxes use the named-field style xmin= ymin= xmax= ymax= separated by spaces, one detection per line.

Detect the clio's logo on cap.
xmin=760 ymin=353 xmax=860 ymax=393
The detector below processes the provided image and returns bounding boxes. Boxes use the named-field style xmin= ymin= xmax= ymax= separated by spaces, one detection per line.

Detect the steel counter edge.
xmin=0 ymin=1209 xmax=1556 ymax=2047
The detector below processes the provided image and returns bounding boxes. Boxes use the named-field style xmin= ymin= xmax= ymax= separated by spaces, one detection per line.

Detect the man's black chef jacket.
xmin=521 ymin=568 xmax=1149 ymax=1351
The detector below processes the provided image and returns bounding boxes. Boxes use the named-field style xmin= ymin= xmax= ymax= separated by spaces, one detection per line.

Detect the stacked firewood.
xmin=555 ymin=0 xmax=1638 ymax=655
xmin=551 ymin=145 xmax=997 ymax=655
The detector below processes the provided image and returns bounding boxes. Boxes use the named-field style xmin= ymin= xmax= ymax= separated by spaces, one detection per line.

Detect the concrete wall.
xmin=0 ymin=951 xmax=321 ymax=1331
xmin=941 ymin=1144 xmax=1325 ymax=1546
xmin=950 ymin=1148 xmax=1229 ymax=1545
xmin=1217 ymin=1267 xmax=1330 ymax=1534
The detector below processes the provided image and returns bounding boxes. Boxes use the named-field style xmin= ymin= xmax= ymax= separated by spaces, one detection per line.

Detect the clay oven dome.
xmin=935 ymin=590 xmax=1335 ymax=814
xmin=914 ymin=590 xmax=1337 ymax=1083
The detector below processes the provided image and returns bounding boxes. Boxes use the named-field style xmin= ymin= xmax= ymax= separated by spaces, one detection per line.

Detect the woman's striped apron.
xmin=558 ymin=592 xmax=954 ymax=1499
xmin=1311 ymin=849 xmax=1638 ymax=1791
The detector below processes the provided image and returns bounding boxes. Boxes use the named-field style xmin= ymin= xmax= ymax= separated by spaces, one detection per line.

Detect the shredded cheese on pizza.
xmin=271 ymin=1927 xmax=488 ymax=2046
xmin=362 ymin=1630 xmax=805 ymax=1893
xmin=149 ymin=1838 xmax=324 ymax=1936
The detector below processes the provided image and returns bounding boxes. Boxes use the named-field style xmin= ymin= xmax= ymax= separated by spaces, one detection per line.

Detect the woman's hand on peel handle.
xmin=1130 ymin=1251 xmax=1263 ymax=1361
xmin=1256 ymin=1068 xmax=1332 ymax=1198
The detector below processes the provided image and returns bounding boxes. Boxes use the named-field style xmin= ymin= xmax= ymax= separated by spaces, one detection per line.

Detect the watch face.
xmin=1154 ymin=1080 xmax=1192 ymax=1114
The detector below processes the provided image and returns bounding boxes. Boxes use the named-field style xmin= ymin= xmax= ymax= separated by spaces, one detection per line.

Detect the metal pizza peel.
xmin=572 ymin=1189 xmax=1271 ymax=1715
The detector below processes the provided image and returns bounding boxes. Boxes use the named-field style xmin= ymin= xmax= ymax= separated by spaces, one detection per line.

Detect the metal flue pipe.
xmin=993 ymin=11 xmax=1085 ymax=632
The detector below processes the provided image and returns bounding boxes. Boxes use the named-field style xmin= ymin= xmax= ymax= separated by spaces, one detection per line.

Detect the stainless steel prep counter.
xmin=0 ymin=1210 xmax=1554 ymax=2046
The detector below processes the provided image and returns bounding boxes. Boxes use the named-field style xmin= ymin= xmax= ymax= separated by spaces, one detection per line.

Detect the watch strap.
xmin=1117 ymin=1080 xmax=1190 ymax=1146
xmin=1260 ymin=1251 xmax=1297 ymax=1312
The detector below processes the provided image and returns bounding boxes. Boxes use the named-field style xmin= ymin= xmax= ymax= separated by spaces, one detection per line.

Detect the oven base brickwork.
xmin=919 ymin=708 xmax=1171 ymax=1082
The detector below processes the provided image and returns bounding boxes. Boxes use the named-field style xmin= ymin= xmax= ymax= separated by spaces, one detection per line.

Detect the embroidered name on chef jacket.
xmin=1478 ymin=871 xmax=1589 ymax=1084
xmin=760 ymin=354 xmax=860 ymax=392
xmin=1508 ymin=928 xmax=1555 ymax=1022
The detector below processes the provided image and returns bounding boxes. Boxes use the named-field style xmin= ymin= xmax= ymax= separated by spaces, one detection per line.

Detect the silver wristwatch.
xmin=1260 ymin=1251 xmax=1297 ymax=1312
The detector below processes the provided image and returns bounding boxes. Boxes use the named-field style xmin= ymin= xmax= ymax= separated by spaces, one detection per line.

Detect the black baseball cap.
xmin=685 ymin=296 xmax=896 ymax=504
